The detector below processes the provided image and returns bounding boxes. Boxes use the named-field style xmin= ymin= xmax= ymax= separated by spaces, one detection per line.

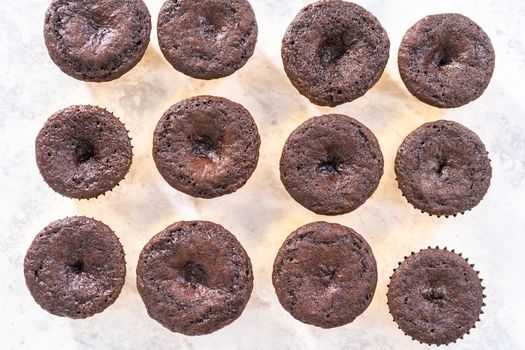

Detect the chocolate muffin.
xmin=24 ymin=217 xmax=126 ymax=319
xmin=44 ymin=0 xmax=151 ymax=82
xmin=153 ymin=96 xmax=260 ymax=198
xmin=136 ymin=221 xmax=253 ymax=335
xmin=157 ymin=0 xmax=258 ymax=79
xmin=272 ymin=222 xmax=377 ymax=328
xmin=280 ymin=114 xmax=383 ymax=215
xmin=35 ymin=105 xmax=133 ymax=199
xmin=395 ymin=120 xmax=492 ymax=217
xmin=398 ymin=13 xmax=495 ymax=108
xmin=281 ymin=0 xmax=390 ymax=106
xmin=387 ymin=247 xmax=485 ymax=345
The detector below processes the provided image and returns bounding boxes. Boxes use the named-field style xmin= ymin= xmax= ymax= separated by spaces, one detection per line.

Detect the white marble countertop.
xmin=1 ymin=0 xmax=524 ymax=349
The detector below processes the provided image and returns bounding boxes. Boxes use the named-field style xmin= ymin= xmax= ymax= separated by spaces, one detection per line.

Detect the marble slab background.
xmin=1 ymin=0 xmax=524 ymax=349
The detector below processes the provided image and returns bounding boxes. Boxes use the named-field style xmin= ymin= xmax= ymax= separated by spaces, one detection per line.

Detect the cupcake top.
xmin=157 ymin=0 xmax=258 ymax=79
xmin=398 ymin=13 xmax=495 ymax=108
xmin=395 ymin=120 xmax=491 ymax=216
xmin=273 ymin=222 xmax=377 ymax=328
xmin=387 ymin=247 xmax=485 ymax=345
xmin=35 ymin=105 xmax=133 ymax=199
xmin=280 ymin=114 xmax=383 ymax=215
xmin=281 ymin=0 xmax=389 ymax=106
xmin=44 ymin=0 xmax=151 ymax=82
xmin=24 ymin=217 xmax=126 ymax=318
xmin=136 ymin=221 xmax=253 ymax=335
xmin=152 ymin=95 xmax=260 ymax=198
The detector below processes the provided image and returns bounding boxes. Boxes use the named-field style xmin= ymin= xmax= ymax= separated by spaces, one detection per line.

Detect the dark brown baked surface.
xmin=136 ymin=221 xmax=253 ymax=335
xmin=272 ymin=221 xmax=377 ymax=328
xmin=24 ymin=216 xmax=126 ymax=319
xmin=395 ymin=120 xmax=491 ymax=216
xmin=281 ymin=0 xmax=389 ymax=106
xmin=153 ymin=95 xmax=260 ymax=198
xmin=35 ymin=105 xmax=133 ymax=199
xmin=44 ymin=0 xmax=151 ymax=82
xmin=280 ymin=114 xmax=383 ymax=215
xmin=398 ymin=13 xmax=495 ymax=108
xmin=157 ymin=0 xmax=258 ymax=79
xmin=387 ymin=248 xmax=484 ymax=345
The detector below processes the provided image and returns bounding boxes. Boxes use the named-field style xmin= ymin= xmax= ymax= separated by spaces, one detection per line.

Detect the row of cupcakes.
xmin=25 ymin=216 xmax=485 ymax=345
xmin=44 ymin=0 xmax=494 ymax=109
xmin=35 ymin=98 xmax=492 ymax=217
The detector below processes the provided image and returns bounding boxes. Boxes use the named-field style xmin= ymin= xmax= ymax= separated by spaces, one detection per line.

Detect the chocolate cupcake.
xmin=281 ymin=0 xmax=390 ymax=106
xmin=157 ymin=0 xmax=258 ymax=79
xmin=35 ymin=105 xmax=133 ymax=199
xmin=387 ymin=247 xmax=485 ymax=345
xmin=280 ymin=114 xmax=383 ymax=215
xmin=398 ymin=13 xmax=495 ymax=108
xmin=24 ymin=217 xmax=126 ymax=319
xmin=136 ymin=221 xmax=253 ymax=335
xmin=395 ymin=120 xmax=491 ymax=217
xmin=44 ymin=0 xmax=152 ymax=82
xmin=153 ymin=96 xmax=260 ymax=198
xmin=272 ymin=222 xmax=377 ymax=328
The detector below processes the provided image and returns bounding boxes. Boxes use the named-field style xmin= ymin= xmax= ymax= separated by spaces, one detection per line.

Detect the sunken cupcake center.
xmin=74 ymin=140 xmax=95 ymax=164
xmin=87 ymin=17 xmax=110 ymax=35
xmin=435 ymin=44 xmax=459 ymax=68
xmin=198 ymin=17 xmax=220 ymax=37
xmin=422 ymin=286 xmax=449 ymax=304
xmin=318 ymin=32 xmax=352 ymax=65
xmin=191 ymin=134 xmax=220 ymax=159
xmin=439 ymin=53 xmax=453 ymax=67
xmin=195 ymin=4 xmax=231 ymax=40
xmin=318 ymin=264 xmax=338 ymax=284
xmin=76 ymin=9 xmax=117 ymax=44
xmin=317 ymin=154 xmax=342 ymax=175
xmin=188 ymin=114 xmax=225 ymax=161
xmin=435 ymin=157 xmax=452 ymax=177
xmin=181 ymin=262 xmax=207 ymax=285
xmin=317 ymin=31 xmax=352 ymax=66
xmin=68 ymin=259 xmax=85 ymax=274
